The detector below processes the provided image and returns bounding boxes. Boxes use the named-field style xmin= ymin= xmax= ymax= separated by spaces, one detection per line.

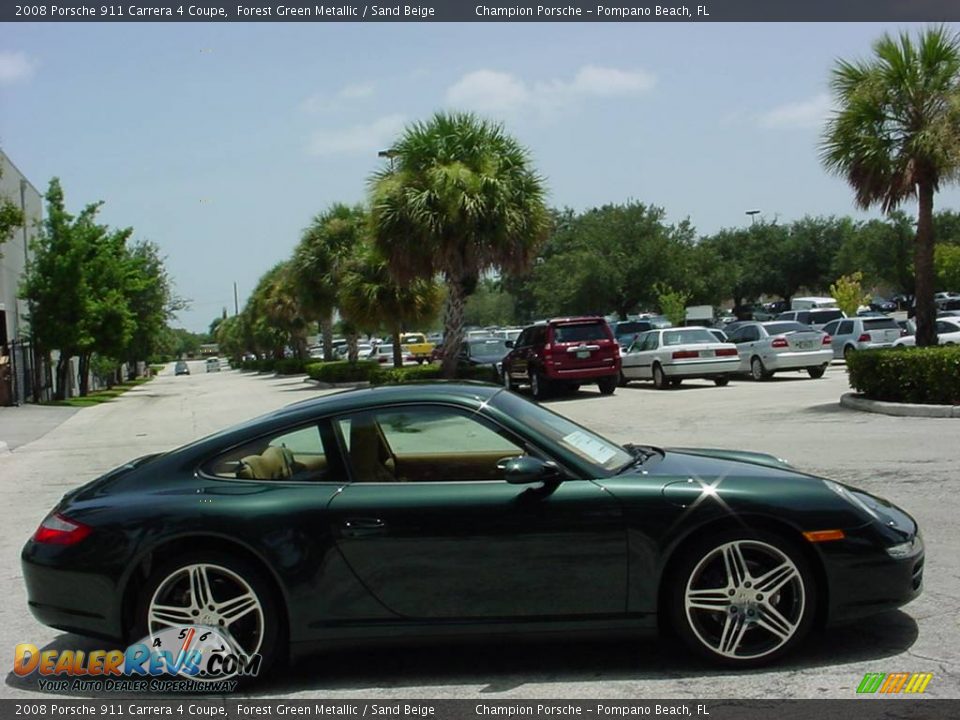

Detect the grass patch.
xmin=42 ymin=376 xmax=155 ymax=407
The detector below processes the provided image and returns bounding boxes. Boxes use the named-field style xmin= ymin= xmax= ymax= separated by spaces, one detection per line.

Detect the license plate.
xmin=701 ymin=349 xmax=714 ymax=357
xmin=576 ymin=349 xmax=591 ymax=359
xmin=797 ymin=341 xmax=814 ymax=350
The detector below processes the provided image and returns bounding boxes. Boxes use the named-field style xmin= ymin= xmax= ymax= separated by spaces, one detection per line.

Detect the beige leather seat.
xmin=236 ymin=446 xmax=294 ymax=480
xmin=349 ymin=421 xmax=395 ymax=482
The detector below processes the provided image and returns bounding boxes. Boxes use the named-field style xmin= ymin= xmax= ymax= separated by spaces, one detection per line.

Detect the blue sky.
xmin=3 ymin=22 xmax=959 ymax=332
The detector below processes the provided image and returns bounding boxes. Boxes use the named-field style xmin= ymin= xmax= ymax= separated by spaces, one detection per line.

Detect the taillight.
xmin=672 ymin=350 xmax=699 ymax=359
xmin=822 ymin=334 xmax=832 ymax=345
xmin=857 ymin=333 xmax=871 ymax=342
xmin=771 ymin=337 xmax=789 ymax=348
xmin=33 ymin=513 xmax=91 ymax=545
xmin=716 ymin=348 xmax=739 ymax=356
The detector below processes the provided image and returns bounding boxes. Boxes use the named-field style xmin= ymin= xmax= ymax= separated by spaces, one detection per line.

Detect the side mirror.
xmin=498 ymin=456 xmax=562 ymax=485
xmin=504 ymin=340 xmax=514 ymax=348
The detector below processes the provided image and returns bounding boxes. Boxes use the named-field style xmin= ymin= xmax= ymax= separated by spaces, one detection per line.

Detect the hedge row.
xmin=846 ymin=346 xmax=960 ymax=405
xmin=303 ymin=360 xmax=500 ymax=385
xmin=239 ymin=359 xmax=277 ymax=373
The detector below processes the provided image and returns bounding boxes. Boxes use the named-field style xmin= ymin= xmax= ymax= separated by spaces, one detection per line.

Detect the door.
xmin=326 ymin=404 xmax=627 ymax=619
xmin=622 ymin=331 xmax=657 ymax=380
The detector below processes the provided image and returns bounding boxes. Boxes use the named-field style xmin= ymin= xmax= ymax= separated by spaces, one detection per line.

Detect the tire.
xmin=134 ymin=551 xmax=282 ymax=680
xmin=667 ymin=530 xmax=816 ymax=668
xmin=750 ymin=357 xmax=771 ymax=381
xmin=503 ymin=367 xmax=515 ymax=391
xmin=714 ymin=377 xmax=730 ymax=387
xmin=597 ymin=375 xmax=617 ymax=395
xmin=530 ymin=370 xmax=550 ymax=401
xmin=807 ymin=365 xmax=826 ymax=379
xmin=843 ymin=345 xmax=855 ymax=361
xmin=652 ymin=364 xmax=668 ymax=390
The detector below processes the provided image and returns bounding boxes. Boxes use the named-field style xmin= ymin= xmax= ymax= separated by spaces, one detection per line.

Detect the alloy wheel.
xmin=683 ymin=540 xmax=805 ymax=661
xmin=750 ymin=357 xmax=768 ymax=381
xmin=148 ymin=563 xmax=265 ymax=657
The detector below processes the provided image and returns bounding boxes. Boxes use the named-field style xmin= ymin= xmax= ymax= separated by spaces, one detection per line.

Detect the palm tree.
xmin=369 ymin=112 xmax=549 ymax=376
xmin=247 ymin=262 xmax=309 ymax=359
xmin=821 ymin=26 xmax=960 ymax=346
xmin=338 ymin=241 xmax=442 ymax=369
xmin=292 ymin=204 xmax=365 ymax=360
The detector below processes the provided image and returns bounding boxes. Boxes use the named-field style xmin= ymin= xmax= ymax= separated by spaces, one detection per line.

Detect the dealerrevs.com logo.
xmin=13 ymin=626 xmax=260 ymax=692
xmin=856 ymin=672 xmax=934 ymax=694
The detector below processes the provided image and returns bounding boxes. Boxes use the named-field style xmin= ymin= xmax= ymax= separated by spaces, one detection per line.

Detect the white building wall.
xmin=1 ymin=149 xmax=42 ymax=345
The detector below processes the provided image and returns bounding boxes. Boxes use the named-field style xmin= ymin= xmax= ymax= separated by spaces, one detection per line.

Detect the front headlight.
xmin=823 ymin=479 xmax=881 ymax=520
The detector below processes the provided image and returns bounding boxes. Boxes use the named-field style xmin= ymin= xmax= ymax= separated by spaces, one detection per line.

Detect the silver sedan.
xmin=620 ymin=327 xmax=741 ymax=389
xmin=727 ymin=321 xmax=833 ymax=380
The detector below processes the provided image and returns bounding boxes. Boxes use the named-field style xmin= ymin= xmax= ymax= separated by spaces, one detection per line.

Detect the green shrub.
xmin=371 ymin=363 xmax=500 ymax=385
xmin=846 ymin=346 xmax=960 ymax=405
xmin=274 ymin=358 xmax=307 ymax=375
xmin=306 ymin=360 xmax=381 ymax=383
xmin=239 ymin=359 xmax=276 ymax=373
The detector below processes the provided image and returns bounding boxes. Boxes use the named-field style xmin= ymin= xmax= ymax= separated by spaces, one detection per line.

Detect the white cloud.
xmin=301 ymin=81 xmax=376 ymax=113
xmin=307 ymin=114 xmax=407 ymax=156
xmin=444 ymin=65 xmax=656 ymax=119
xmin=758 ymin=93 xmax=833 ymax=129
xmin=0 ymin=51 xmax=36 ymax=84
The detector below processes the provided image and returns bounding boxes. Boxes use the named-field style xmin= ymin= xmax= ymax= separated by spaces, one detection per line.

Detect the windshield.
xmin=490 ymin=390 xmax=632 ymax=473
xmin=661 ymin=328 xmax=716 ymax=345
xmin=763 ymin=322 xmax=811 ymax=335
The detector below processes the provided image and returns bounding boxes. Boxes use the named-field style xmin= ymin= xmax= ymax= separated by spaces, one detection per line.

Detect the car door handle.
xmin=342 ymin=517 xmax=387 ymax=538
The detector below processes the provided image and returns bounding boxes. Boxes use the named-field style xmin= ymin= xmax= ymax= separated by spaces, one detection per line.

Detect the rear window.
xmin=809 ymin=309 xmax=844 ymax=323
xmin=863 ymin=318 xmax=898 ymax=330
xmin=763 ymin=322 xmax=810 ymax=335
xmin=661 ymin=329 xmax=716 ymax=346
xmin=553 ymin=323 xmax=609 ymax=343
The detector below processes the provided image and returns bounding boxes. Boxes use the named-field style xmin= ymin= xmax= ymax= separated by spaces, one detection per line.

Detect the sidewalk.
xmin=0 ymin=404 xmax=78 ymax=453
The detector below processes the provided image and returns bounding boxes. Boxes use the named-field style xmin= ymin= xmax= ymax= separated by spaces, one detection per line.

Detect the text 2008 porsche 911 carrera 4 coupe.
xmin=22 ymin=383 xmax=923 ymax=676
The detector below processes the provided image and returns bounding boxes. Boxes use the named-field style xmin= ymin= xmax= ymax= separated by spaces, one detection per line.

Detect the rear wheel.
xmin=503 ymin=367 xmax=515 ymax=391
xmin=806 ymin=365 xmax=826 ymax=379
xmin=667 ymin=531 xmax=815 ymax=668
xmin=597 ymin=375 xmax=617 ymax=395
xmin=750 ymin=357 xmax=771 ymax=381
xmin=714 ymin=377 xmax=730 ymax=387
xmin=652 ymin=364 xmax=668 ymax=389
xmin=530 ymin=370 xmax=550 ymax=401
xmin=843 ymin=345 xmax=855 ymax=361
xmin=135 ymin=551 xmax=282 ymax=679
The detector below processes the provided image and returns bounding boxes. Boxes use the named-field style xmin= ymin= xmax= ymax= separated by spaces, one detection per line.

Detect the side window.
xmin=533 ymin=326 xmax=548 ymax=345
xmin=629 ymin=331 xmax=650 ymax=352
xmin=205 ymin=424 xmax=330 ymax=481
xmin=822 ymin=321 xmax=839 ymax=336
xmin=838 ymin=321 xmax=854 ymax=334
xmin=645 ymin=333 xmax=660 ymax=350
xmin=744 ymin=326 xmax=760 ymax=342
xmin=516 ymin=329 xmax=531 ymax=347
xmin=335 ymin=406 xmax=525 ymax=483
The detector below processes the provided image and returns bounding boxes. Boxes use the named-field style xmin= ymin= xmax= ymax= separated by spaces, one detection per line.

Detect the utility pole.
xmin=233 ymin=282 xmax=239 ymax=316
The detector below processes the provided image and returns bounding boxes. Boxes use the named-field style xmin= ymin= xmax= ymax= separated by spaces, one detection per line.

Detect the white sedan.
xmin=620 ymin=327 xmax=741 ymax=389
xmin=893 ymin=317 xmax=960 ymax=347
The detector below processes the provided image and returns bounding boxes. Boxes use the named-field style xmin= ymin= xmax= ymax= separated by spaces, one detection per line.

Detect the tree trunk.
xmin=321 ymin=313 xmax=334 ymax=361
xmin=78 ymin=353 xmax=90 ymax=396
xmin=441 ymin=278 xmax=467 ymax=379
xmin=914 ymin=181 xmax=938 ymax=347
xmin=392 ymin=325 xmax=403 ymax=369
xmin=346 ymin=332 xmax=359 ymax=363
xmin=55 ymin=355 xmax=69 ymax=401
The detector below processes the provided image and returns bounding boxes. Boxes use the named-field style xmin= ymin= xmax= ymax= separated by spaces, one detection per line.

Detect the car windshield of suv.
xmin=809 ymin=310 xmax=844 ymax=324
xmin=554 ymin=323 xmax=607 ymax=343
xmin=489 ymin=390 xmax=632 ymax=473
xmin=763 ymin=322 xmax=810 ymax=335
xmin=661 ymin=329 xmax=715 ymax=346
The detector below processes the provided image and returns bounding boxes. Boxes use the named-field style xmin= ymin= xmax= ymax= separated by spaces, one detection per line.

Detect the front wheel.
xmin=667 ymin=532 xmax=815 ymax=667
xmin=597 ymin=375 xmax=617 ymax=395
xmin=135 ymin=551 xmax=282 ymax=679
xmin=807 ymin=365 xmax=826 ymax=379
xmin=502 ymin=367 xmax=515 ymax=391
xmin=714 ymin=377 xmax=730 ymax=387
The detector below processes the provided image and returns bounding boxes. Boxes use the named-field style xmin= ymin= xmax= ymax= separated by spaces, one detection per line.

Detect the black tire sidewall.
xmin=133 ymin=550 xmax=282 ymax=680
xmin=666 ymin=529 xmax=816 ymax=668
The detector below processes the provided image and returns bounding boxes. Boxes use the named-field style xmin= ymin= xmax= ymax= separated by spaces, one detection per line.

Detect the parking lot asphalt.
xmin=1 ymin=364 xmax=957 ymax=700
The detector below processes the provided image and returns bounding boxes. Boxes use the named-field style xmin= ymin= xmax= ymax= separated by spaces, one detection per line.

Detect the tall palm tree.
xmin=369 ymin=112 xmax=549 ymax=376
xmin=292 ymin=204 xmax=365 ymax=360
xmin=338 ymin=241 xmax=442 ymax=369
xmin=247 ymin=262 xmax=309 ymax=359
xmin=821 ymin=26 xmax=960 ymax=346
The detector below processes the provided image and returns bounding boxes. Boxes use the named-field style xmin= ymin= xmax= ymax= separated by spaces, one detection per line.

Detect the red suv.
xmin=502 ymin=317 xmax=621 ymax=399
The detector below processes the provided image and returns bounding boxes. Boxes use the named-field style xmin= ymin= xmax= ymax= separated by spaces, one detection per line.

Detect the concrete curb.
xmin=840 ymin=392 xmax=960 ymax=418
xmin=302 ymin=378 xmax=371 ymax=390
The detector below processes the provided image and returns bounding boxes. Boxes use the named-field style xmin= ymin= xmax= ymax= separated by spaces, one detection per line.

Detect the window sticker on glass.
xmin=562 ymin=430 xmax=618 ymax=464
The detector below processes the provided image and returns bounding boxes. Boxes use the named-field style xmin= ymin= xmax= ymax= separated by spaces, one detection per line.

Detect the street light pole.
xmin=378 ymin=149 xmax=398 ymax=171
xmin=745 ymin=209 xmax=760 ymax=225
